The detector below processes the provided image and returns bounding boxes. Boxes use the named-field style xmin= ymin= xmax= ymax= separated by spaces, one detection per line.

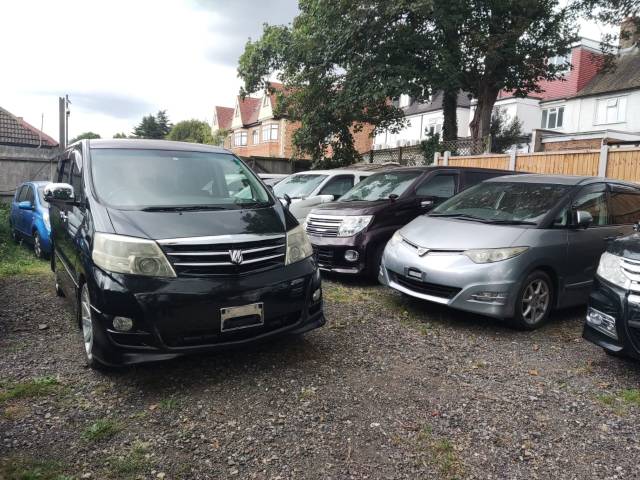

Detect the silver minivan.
xmin=380 ymin=174 xmax=640 ymax=329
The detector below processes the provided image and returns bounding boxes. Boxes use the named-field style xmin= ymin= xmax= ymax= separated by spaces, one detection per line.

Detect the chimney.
xmin=619 ymin=17 xmax=640 ymax=50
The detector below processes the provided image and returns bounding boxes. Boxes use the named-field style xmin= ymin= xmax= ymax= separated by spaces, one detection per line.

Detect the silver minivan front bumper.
xmin=379 ymin=238 xmax=526 ymax=319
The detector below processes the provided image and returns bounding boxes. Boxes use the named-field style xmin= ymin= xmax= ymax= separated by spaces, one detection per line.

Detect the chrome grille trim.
xmin=166 ymin=245 xmax=282 ymax=257
xmin=174 ymin=253 xmax=285 ymax=267
xmin=306 ymin=214 xmax=343 ymax=237
xmin=157 ymin=233 xmax=285 ymax=246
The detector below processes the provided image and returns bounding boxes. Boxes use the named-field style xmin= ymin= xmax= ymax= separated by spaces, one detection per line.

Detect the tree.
xmin=489 ymin=107 xmax=524 ymax=154
xmin=132 ymin=110 xmax=171 ymax=139
xmin=113 ymin=132 xmax=129 ymax=139
xmin=239 ymin=0 xmax=581 ymax=161
xmin=211 ymin=128 xmax=230 ymax=147
xmin=70 ymin=131 xmax=100 ymax=143
xmin=167 ymin=120 xmax=215 ymax=144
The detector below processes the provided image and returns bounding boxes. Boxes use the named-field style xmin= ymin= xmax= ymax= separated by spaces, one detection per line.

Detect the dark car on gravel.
xmin=584 ymin=228 xmax=640 ymax=359
xmin=45 ymin=139 xmax=324 ymax=368
xmin=305 ymin=166 xmax=516 ymax=278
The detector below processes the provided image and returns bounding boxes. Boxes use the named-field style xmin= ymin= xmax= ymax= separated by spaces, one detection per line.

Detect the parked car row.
xmin=11 ymin=139 xmax=640 ymax=368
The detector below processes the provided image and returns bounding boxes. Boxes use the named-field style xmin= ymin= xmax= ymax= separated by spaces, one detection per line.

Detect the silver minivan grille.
xmin=305 ymin=215 xmax=343 ymax=237
xmin=157 ymin=234 xmax=286 ymax=276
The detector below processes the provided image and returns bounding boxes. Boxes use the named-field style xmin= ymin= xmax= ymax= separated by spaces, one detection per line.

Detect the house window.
xmin=252 ymin=129 xmax=259 ymax=144
xmin=595 ymin=96 xmax=627 ymax=125
xmin=262 ymin=124 xmax=279 ymax=142
xmin=541 ymin=106 xmax=564 ymax=129
xmin=548 ymin=53 xmax=571 ymax=74
xmin=234 ymin=131 xmax=247 ymax=146
xmin=263 ymin=95 xmax=270 ymax=107
xmin=426 ymin=120 xmax=442 ymax=137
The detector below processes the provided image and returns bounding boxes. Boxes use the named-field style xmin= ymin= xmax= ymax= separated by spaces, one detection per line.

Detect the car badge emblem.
xmin=417 ymin=247 xmax=429 ymax=257
xmin=229 ymin=249 xmax=244 ymax=265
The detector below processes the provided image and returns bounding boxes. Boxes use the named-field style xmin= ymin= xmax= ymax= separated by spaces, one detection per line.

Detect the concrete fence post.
xmin=509 ymin=149 xmax=517 ymax=171
xmin=433 ymin=152 xmax=440 ymax=165
xmin=598 ymin=143 xmax=609 ymax=178
xmin=443 ymin=151 xmax=450 ymax=166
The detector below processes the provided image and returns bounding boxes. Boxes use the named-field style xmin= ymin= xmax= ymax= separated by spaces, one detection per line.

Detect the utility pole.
xmin=58 ymin=95 xmax=71 ymax=149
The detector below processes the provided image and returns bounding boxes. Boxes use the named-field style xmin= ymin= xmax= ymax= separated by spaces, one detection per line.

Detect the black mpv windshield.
xmin=90 ymin=149 xmax=270 ymax=209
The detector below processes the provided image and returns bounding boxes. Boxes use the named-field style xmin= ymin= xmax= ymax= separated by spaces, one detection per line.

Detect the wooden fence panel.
xmin=606 ymin=149 xmax=640 ymax=182
xmin=446 ymin=155 xmax=510 ymax=170
xmin=514 ymin=150 xmax=600 ymax=176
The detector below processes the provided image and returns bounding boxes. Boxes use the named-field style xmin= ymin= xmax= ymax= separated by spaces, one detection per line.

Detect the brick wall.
xmin=542 ymin=138 xmax=602 ymax=151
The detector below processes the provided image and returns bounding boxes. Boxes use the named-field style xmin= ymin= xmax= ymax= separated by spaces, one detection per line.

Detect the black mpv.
xmin=46 ymin=139 xmax=324 ymax=368
xmin=584 ymin=228 xmax=640 ymax=360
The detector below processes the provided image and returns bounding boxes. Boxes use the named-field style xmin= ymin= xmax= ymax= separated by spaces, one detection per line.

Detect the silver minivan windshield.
xmin=90 ymin=149 xmax=270 ymax=210
xmin=273 ymin=174 xmax=328 ymax=199
xmin=430 ymin=182 xmax=571 ymax=224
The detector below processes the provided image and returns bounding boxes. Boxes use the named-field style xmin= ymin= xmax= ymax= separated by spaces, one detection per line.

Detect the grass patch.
xmin=415 ymin=425 xmax=463 ymax=479
xmin=159 ymin=397 xmax=180 ymax=410
xmin=597 ymin=388 xmax=640 ymax=414
xmin=322 ymin=282 xmax=371 ymax=304
xmin=82 ymin=419 xmax=122 ymax=442
xmin=0 ymin=205 xmax=49 ymax=278
xmin=0 ymin=376 xmax=60 ymax=405
xmin=108 ymin=441 xmax=151 ymax=479
xmin=0 ymin=457 xmax=73 ymax=480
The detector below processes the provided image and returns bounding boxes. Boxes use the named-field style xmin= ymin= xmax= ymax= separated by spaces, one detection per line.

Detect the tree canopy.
xmin=489 ymin=108 xmax=524 ymax=154
xmin=132 ymin=110 xmax=172 ymax=139
xmin=167 ymin=120 xmax=215 ymax=144
xmin=69 ymin=131 xmax=100 ymax=143
xmin=238 ymin=0 xmax=609 ymax=160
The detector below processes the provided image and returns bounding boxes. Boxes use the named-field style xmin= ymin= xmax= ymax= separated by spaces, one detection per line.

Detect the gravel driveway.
xmin=1 ymin=272 xmax=640 ymax=479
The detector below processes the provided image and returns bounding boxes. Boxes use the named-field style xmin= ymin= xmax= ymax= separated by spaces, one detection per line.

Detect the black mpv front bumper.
xmin=583 ymin=276 xmax=640 ymax=360
xmin=86 ymin=258 xmax=324 ymax=366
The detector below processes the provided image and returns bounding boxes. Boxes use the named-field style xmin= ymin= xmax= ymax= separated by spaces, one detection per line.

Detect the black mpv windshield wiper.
xmin=141 ymin=205 xmax=226 ymax=212
xmin=234 ymin=200 xmax=271 ymax=208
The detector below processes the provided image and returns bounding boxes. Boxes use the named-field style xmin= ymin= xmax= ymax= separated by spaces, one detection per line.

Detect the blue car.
xmin=9 ymin=181 xmax=52 ymax=259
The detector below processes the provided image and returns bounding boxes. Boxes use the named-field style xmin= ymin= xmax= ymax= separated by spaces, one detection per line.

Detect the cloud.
xmin=68 ymin=92 xmax=154 ymax=119
xmin=193 ymin=0 xmax=299 ymax=66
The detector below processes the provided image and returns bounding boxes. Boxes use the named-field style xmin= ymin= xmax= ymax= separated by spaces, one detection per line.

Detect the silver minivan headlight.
xmin=92 ymin=233 xmax=176 ymax=277
xmin=285 ymin=225 xmax=314 ymax=265
xmin=597 ymin=252 xmax=629 ymax=289
xmin=463 ymin=247 xmax=528 ymax=264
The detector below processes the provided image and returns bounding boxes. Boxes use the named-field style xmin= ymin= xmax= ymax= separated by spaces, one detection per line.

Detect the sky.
xmin=1 ymin=1 xmax=616 ymax=143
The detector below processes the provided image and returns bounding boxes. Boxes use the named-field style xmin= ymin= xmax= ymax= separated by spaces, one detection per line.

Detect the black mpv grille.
xmin=159 ymin=235 xmax=286 ymax=277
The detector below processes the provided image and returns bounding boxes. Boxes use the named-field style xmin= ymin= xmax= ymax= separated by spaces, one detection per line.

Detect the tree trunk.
xmin=441 ymin=88 xmax=458 ymax=142
xmin=469 ymin=86 xmax=499 ymax=141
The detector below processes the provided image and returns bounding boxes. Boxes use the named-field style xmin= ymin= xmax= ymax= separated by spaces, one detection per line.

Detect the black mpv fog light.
xmin=113 ymin=316 xmax=134 ymax=332
xmin=344 ymin=250 xmax=359 ymax=262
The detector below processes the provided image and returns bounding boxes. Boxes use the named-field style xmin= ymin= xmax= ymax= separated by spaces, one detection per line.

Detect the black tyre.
xmin=33 ymin=231 xmax=47 ymax=259
xmin=78 ymin=283 xmax=104 ymax=369
xmin=511 ymin=270 xmax=554 ymax=330
xmin=367 ymin=243 xmax=385 ymax=281
xmin=10 ymin=224 xmax=20 ymax=243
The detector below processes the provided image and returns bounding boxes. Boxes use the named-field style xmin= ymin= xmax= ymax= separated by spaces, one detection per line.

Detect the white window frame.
xmin=252 ymin=129 xmax=259 ymax=145
xmin=541 ymin=106 xmax=565 ymax=129
xmin=234 ymin=131 xmax=247 ymax=146
xmin=548 ymin=53 xmax=571 ymax=74
xmin=270 ymin=124 xmax=279 ymax=141
xmin=263 ymin=95 xmax=270 ymax=107
xmin=594 ymin=95 xmax=627 ymax=125
xmin=262 ymin=123 xmax=279 ymax=142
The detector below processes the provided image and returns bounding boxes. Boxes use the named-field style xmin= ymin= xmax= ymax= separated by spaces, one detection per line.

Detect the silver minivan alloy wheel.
xmin=521 ymin=279 xmax=550 ymax=325
xmin=80 ymin=284 xmax=93 ymax=360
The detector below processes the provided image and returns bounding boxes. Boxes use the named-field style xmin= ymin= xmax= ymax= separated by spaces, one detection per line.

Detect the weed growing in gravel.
xmin=108 ymin=441 xmax=151 ymax=479
xmin=415 ymin=425 xmax=463 ymax=479
xmin=159 ymin=397 xmax=180 ymax=410
xmin=0 ymin=457 xmax=72 ymax=480
xmin=0 ymin=205 xmax=50 ymax=277
xmin=597 ymin=389 xmax=640 ymax=415
xmin=0 ymin=376 xmax=60 ymax=405
xmin=322 ymin=282 xmax=370 ymax=304
xmin=82 ymin=419 xmax=122 ymax=442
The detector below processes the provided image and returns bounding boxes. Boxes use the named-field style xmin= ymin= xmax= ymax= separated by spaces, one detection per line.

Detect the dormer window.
xmin=263 ymin=96 xmax=270 ymax=107
xmin=548 ymin=53 xmax=571 ymax=74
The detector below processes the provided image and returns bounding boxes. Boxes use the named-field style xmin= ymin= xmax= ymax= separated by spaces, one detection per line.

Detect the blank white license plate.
xmin=220 ymin=303 xmax=264 ymax=332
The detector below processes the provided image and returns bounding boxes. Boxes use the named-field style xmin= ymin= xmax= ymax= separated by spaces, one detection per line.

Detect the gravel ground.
xmin=1 ymin=272 xmax=640 ymax=479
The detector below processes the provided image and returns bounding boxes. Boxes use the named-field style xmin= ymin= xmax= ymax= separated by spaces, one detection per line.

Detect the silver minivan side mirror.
xmin=575 ymin=210 xmax=593 ymax=229
xmin=44 ymin=183 xmax=74 ymax=202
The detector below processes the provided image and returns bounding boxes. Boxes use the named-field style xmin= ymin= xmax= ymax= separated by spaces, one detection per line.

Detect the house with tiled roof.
xmin=212 ymin=82 xmax=374 ymax=159
xmin=534 ymin=31 xmax=640 ymax=151
xmin=0 ymin=106 xmax=59 ymax=201
xmin=0 ymin=106 xmax=58 ymax=148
